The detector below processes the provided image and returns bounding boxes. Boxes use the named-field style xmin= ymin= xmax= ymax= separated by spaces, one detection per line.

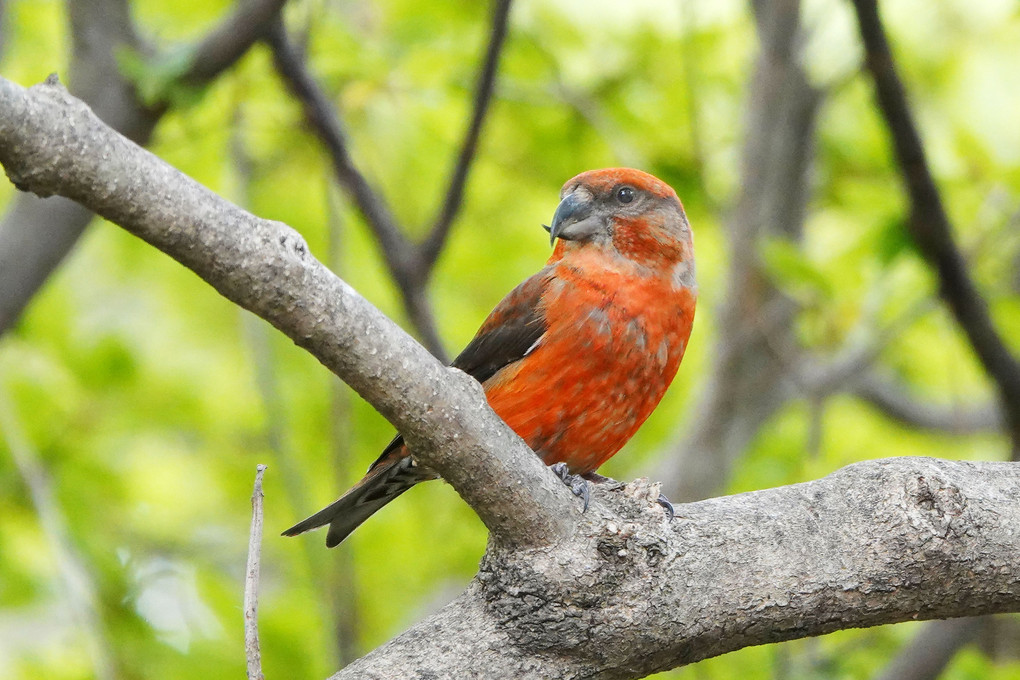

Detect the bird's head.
xmin=546 ymin=168 xmax=693 ymax=278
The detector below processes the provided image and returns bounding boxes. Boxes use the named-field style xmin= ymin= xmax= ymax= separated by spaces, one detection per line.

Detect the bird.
xmin=283 ymin=168 xmax=697 ymax=547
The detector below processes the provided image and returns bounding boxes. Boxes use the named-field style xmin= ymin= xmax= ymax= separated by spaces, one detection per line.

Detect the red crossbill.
xmin=284 ymin=168 xmax=697 ymax=547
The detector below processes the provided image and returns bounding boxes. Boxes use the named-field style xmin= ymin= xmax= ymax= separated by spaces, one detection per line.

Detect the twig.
xmin=264 ymin=19 xmax=412 ymax=273
xmin=183 ymin=0 xmax=290 ymax=86
xmin=852 ymin=372 xmax=1002 ymax=435
xmin=420 ymin=0 xmax=513 ymax=266
xmin=244 ymin=464 xmax=268 ymax=680
xmin=850 ymin=0 xmax=1020 ymax=449
xmin=265 ymin=19 xmax=448 ymax=359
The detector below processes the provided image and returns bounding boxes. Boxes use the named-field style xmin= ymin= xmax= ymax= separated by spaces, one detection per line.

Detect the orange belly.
xmin=482 ymin=264 xmax=695 ymax=474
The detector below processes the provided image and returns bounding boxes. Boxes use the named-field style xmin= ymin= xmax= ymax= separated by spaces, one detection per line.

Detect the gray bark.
xmin=1 ymin=74 xmax=1019 ymax=679
xmin=334 ymin=459 xmax=1020 ymax=679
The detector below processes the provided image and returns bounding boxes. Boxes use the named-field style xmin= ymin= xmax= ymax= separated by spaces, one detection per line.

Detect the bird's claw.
xmin=656 ymin=493 xmax=675 ymax=521
xmin=550 ymin=462 xmax=591 ymax=512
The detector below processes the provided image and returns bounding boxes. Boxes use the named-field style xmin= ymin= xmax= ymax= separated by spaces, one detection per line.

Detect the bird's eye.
xmin=616 ymin=186 xmax=635 ymax=204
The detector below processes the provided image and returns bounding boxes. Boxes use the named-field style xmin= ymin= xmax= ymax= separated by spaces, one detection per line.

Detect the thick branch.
xmin=851 ymin=0 xmax=1020 ymax=448
xmin=420 ymin=0 xmax=512 ymax=266
xmin=0 ymin=75 xmax=573 ymax=550
xmin=334 ymin=458 xmax=1020 ymax=678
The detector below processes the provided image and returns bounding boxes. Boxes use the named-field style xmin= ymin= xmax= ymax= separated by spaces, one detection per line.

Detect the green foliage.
xmin=115 ymin=44 xmax=206 ymax=109
xmin=1 ymin=0 xmax=1019 ymax=678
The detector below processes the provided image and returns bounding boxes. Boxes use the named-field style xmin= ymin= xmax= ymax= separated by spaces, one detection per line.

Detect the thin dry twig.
xmin=244 ymin=464 xmax=268 ymax=680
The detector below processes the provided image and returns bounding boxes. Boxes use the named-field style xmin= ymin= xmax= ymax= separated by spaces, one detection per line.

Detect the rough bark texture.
xmin=2 ymin=75 xmax=1019 ymax=679
xmin=334 ymin=459 xmax=1020 ymax=679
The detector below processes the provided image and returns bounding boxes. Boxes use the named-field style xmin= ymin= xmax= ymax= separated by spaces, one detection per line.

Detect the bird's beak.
xmin=546 ymin=189 xmax=602 ymax=246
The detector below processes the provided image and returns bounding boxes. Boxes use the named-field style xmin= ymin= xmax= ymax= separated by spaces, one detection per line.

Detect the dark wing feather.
xmin=451 ymin=265 xmax=551 ymax=383
xmin=365 ymin=267 xmax=552 ymax=473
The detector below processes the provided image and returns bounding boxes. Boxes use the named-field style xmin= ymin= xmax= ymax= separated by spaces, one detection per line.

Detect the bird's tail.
xmin=282 ymin=455 xmax=436 ymax=548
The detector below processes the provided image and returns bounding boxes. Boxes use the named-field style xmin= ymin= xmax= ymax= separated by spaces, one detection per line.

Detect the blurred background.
xmin=1 ymin=0 xmax=1019 ymax=677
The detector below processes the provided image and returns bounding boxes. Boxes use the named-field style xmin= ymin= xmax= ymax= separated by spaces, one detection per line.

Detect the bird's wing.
xmin=364 ymin=266 xmax=552 ymax=474
xmin=450 ymin=265 xmax=552 ymax=384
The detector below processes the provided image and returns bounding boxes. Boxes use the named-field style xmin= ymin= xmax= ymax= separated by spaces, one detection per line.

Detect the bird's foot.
xmin=656 ymin=493 xmax=676 ymax=521
xmin=550 ymin=462 xmax=590 ymax=512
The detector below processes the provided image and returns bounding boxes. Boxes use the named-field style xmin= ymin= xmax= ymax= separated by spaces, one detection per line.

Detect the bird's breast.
xmin=482 ymin=260 xmax=696 ymax=473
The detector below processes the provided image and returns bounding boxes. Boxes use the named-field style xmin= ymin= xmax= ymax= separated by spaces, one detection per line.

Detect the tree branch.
xmin=0 ymin=0 xmax=288 ymax=336
xmin=850 ymin=0 xmax=1020 ymax=449
xmin=852 ymin=371 xmax=1002 ymax=435
xmin=0 ymin=74 xmax=573 ymax=551
xmin=183 ymin=0 xmax=290 ymax=86
xmin=420 ymin=0 xmax=512 ymax=267
xmin=332 ymin=458 xmax=1020 ymax=678
xmin=264 ymin=20 xmax=449 ymax=359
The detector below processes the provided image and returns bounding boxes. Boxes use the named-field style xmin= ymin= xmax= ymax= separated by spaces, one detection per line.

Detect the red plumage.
xmin=284 ymin=168 xmax=696 ymax=547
